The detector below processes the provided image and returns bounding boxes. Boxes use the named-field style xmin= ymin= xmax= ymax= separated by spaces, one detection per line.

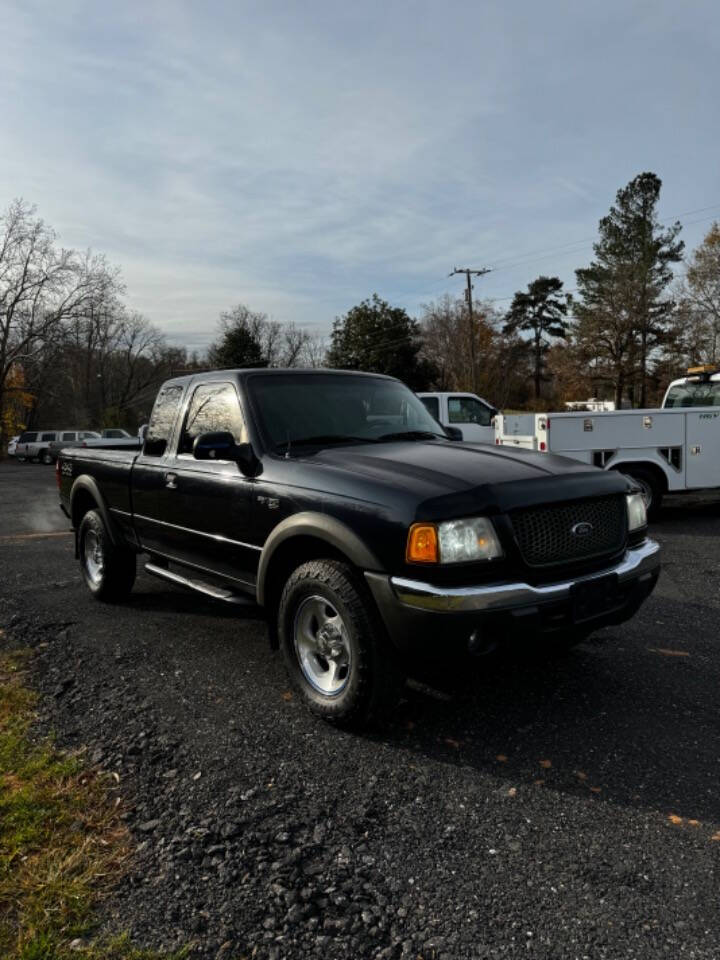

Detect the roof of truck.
xmin=162 ymin=368 xmax=397 ymax=388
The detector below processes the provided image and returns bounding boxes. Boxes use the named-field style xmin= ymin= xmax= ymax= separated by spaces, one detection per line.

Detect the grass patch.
xmin=0 ymin=650 xmax=184 ymax=959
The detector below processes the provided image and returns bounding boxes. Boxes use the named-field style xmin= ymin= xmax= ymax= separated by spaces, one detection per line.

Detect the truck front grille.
xmin=510 ymin=495 xmax=626 ymax=567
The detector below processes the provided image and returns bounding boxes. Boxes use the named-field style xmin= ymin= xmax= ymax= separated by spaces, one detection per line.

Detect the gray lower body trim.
xmin=390 ymin=539 xmax=660 ymax=613
xmin=132 ymin=512 xmax=262 ymax=552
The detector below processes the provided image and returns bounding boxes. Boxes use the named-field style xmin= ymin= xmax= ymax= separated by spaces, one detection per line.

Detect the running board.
xmin=144 ymin=562 xmax=256 ymax=605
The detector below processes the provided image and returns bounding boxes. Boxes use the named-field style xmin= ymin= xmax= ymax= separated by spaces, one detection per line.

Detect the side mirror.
xmin=444 ymin=426 xmax=464 ymax=441
xmin=193 ymin=432 xmax=260 ymax=477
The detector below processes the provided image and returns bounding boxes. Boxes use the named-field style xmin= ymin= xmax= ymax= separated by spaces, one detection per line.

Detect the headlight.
xmin=406 ymin=517 xmax=503 ymax=563
xmin=626 ymin=492 xmax=647 ymax=532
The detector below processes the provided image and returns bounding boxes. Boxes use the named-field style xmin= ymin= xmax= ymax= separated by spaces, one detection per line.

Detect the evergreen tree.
xmin=206 ymin=305 xmax=268 ymax=369
xmin=502 ymin=276 xmax=568 ymax=399
xmin=326 ymin=294 xmax=436 ymax=389
xmin=573 ymin=172 xmax=683 ymax=407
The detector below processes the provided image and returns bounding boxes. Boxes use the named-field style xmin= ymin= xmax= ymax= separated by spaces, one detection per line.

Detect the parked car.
xmin=417 ymin=392 xmax=497 ymax=444
xmin=46 ymin=431 xmax=102 ymax=461
xmin=15 ymin=430 xmax=64 ymax=463
xmin=57 ymin=369 xmax=660 ymax=728
xmin=6 ymin=435 xmax=20 ymax=457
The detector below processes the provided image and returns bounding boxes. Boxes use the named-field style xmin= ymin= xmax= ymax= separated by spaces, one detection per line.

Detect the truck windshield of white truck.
xmin=664 ymin=381 xmax=720 ymax=407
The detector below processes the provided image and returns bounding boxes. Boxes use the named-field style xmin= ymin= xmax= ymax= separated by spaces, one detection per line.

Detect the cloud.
xmin=0 ymin=0 xmax=718 ymax=350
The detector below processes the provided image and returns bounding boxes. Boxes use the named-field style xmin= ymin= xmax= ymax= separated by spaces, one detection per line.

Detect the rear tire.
xmin=278 ymin=559 xmax=404 ymax=729
xmin=78 ymin=509 xmax=136 ymax=602
xmin=39 ymin=449 xmax=53 ymax=465
xmin=620 ymin=466 xmax=663 ymax=519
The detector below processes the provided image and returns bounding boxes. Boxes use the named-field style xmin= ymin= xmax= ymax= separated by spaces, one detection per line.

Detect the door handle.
xmin=164 ymin=472 xmax=178 ymax=489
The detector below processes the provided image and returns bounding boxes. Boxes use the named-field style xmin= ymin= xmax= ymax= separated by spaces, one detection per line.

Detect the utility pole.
xmin=449 ymin=267 xmax=491 ymax=392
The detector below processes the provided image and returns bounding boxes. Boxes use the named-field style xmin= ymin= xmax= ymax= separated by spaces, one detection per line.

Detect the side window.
xmin=62 ymin=432 xmax=76 ymax=441
xmin=179 ymin=383 xmax=247 ymax=455
xmin=419 ymin=396 xmax=440 ymax=420
xmin=19 ymin=432 xmax=38 ymax=442
xmin=144 ymin=385 xmax=184 ymax=457
xmin=448 ymin=397 xmax=493 ymax=426
xmin=41 ymin=432 xmax=56 ymax=441
xmin=105 ymin=429 xmax=123 ymax=438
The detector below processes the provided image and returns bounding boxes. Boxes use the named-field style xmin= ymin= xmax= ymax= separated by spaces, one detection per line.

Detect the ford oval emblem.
xmin=571 ymin=521 xmax=593 ymax=537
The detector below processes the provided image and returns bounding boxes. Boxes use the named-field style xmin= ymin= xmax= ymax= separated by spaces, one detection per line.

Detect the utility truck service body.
xmin=495 ymin=367 xmax=720 ymax=515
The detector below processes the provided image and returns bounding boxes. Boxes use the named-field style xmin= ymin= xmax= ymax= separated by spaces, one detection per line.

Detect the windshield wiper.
xmin=377 ymin=430 xmax=445 ymax=442
xmin=275 ymin=434 xmax=379 ymax=455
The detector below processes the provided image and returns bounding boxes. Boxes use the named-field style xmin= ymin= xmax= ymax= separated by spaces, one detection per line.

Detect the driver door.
xmin=159 ymin=381 xmax=258 ymax=588
xmin=447 ymin=395 xmax=496 ymax=443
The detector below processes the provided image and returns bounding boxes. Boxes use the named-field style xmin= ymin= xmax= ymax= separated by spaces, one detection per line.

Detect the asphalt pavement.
xmin=1 ymin=460 xmax=719 ymax=959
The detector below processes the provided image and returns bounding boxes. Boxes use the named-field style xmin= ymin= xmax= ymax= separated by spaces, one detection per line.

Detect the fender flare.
xmin=256 ymin=512 xmax=383 ymax=606
xmin=69 ymin=475 xmax=120 ymax=547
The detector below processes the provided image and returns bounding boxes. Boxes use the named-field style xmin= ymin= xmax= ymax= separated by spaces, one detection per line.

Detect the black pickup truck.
xmin=57 ymin=369 xmax=660 ymax=727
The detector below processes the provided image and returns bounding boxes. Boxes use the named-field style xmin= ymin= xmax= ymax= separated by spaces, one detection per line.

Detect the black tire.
xmin=39 ymin=449 xmax=53 ymax=465
xmin=620 ymin=466 xmax=663 ymax=520
xmin=78 ymin=509 xmax=136 ymax=602
xmin=16 ymin=456 xmax=26 ymax=463
xmin=278 ymin=559 xmax=404 ymax=729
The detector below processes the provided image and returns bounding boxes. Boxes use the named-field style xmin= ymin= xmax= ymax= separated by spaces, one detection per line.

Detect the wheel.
xmin=16 ymin=456 xmax=26 ymax=463
xmin=278 ymin=559 xmax=404 ymax=728
xmin=78 ymin=509 xmax=136 ymax=601
xmin=39 ymin=449 xmax=53 ymax=465
xmin=620 ymin=466 xmax=662 ymax=520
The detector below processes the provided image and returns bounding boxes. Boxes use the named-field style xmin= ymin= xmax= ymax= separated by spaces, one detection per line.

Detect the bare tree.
xmin=0 ymin=199 xmax=119 ymax=442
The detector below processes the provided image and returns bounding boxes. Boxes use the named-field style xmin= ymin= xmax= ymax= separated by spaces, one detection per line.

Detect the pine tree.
xmin=573 ymin=173 xmax=683 ymax=407
xmin=503 ymin=276 xmax=568 ymax=399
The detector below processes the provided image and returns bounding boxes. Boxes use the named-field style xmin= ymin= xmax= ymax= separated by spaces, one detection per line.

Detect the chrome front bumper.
xmin=390 ymin=539 xmax=661 ymax=613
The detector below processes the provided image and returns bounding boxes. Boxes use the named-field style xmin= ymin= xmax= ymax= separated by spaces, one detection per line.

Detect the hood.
xmin=309 ymin=440 xmax=630 ymax=516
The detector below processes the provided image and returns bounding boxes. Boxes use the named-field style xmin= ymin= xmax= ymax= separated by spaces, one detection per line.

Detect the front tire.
xmin=620 ymin=466 xmax=663 ymax=519
xmin=78 ymin=509 xmax=136 ymax=601
xmin=278 ymin=559 xmax=404 ymax=728
xmin=39 ymin=449 xmax=53 ymax=465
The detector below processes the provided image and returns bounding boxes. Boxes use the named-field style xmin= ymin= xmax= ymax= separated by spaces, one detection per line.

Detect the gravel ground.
xmin=1 ymin=462 xmax=719 ymax=959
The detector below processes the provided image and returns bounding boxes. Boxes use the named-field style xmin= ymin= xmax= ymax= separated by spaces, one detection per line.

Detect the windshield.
xmin=247 ymin=373 xmax=447 ymax=451
xmin=664 ymin=381 xmax=720 ymax=407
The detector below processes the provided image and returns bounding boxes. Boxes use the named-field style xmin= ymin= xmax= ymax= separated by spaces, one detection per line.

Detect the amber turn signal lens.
xmin=406 ymin=523 xmax=438 ymax=563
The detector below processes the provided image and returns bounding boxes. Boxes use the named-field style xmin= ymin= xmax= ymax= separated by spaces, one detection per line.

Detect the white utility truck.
xmin=417 ymin=392 xmax=498 ymax=444
xmin=494 ymin=366 xmax=720 ymax=516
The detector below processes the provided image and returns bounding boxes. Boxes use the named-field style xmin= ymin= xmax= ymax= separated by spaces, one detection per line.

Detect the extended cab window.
xmin=448 ymin=396 xmax=493 ymax=426
xmin=144 ymin=385 xmax=183 ymax=457
xmin=420 ymin=396 xmax=440 ymax=419
xmin=179 ymin=383 xmax=247 ymax=455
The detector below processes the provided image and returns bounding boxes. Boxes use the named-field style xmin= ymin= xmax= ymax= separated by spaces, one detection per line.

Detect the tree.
xmin=503 ymin=276 xmax=568 ymax=399
xmin=0 ymin=199 xmax=118 ymax=447
xmin=326 ymin=294 xmax=436 ymax=389
xmin=573 ymin=173 xmax=684 ymax=407
xmin=206 ymin=305 xmax=268 ymax=369
xmin=206 ymin=304 xmax=313 ymax=369
xmin=680 ymin=223 xmax=720 ymax=363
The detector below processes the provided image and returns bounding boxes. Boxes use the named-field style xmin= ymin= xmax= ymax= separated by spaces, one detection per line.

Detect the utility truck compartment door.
xmin=685 ymin=410 xmax=720 ymax=488
xmin=550 ymin=413 xmax=685 ymax=452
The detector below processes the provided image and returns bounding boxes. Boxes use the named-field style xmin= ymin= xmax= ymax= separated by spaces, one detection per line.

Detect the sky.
xmin=1 ymin=0 xmax=719 ymax=352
